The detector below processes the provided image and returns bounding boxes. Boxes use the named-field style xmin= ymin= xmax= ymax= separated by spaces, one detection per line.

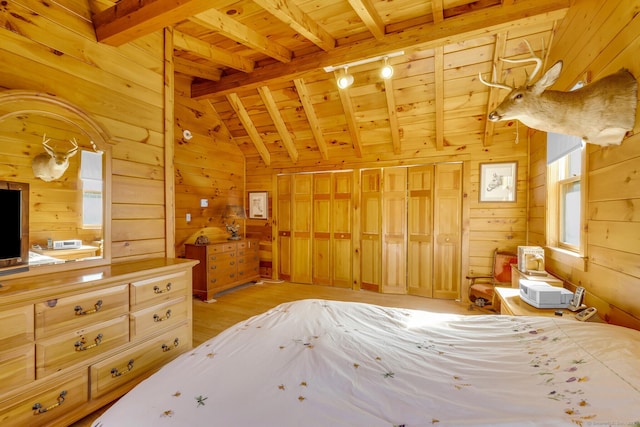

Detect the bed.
xmin=92 ymin=299 xmax=640 ymax=426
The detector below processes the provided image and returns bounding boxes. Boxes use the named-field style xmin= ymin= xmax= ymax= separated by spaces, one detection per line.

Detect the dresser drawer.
xmin=0 ymin=343 xmax=35 ymax=395
xmin=0 ymin=370 xmax=88 ymax=427
xmin=0 ymin=305 xmax=34 ymax=345
xmin=35 ymin=284 xmax=129 ymax=339
xmin=130 ymin=271 xmax=188 ymax=308
xmin=209 ymin=243 xmax=235 ymax=253
xmin=130 ymin=296 xmax=188 ymax=340
xmin=36 ymin=315 xmax=129 ymax=378
xmin=90 ymin=322 xmax=190 ymax=399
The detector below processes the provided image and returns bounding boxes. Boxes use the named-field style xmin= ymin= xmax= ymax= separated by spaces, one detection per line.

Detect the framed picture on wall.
xmin=479 ymin=162 xmax=517 ymax=202
xmin=248 ymin=191 xmax=268 ymax=219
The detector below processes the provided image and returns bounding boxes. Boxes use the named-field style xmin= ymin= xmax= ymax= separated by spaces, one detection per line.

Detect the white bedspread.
xmin=93 ymin=299 xmax=640 ymax=426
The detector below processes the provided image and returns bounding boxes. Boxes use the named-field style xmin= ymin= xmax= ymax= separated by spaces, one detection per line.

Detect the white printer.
xmin=519 ymin=279 xmax=574 ymax=309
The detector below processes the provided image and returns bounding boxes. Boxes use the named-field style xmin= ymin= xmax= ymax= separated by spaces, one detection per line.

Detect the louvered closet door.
xmin=433 ymin=163 xmax=462 ymax=299
xmin=360 ymin=169 xmax=381 ymax=292
xmin=407 ymin=166 xmax=434 ymax=297
xmin=291 ymin=174 xmax=312 ymax=284
xmin=382 ymin=167 xmax=407 ymax=294
xmin=277 ymin=175 xmax=292 ymax=281
xmin=331 ymin=171 xmax=352 ymax=288
xmin=313 ymin=173 xmax=331 ymax=285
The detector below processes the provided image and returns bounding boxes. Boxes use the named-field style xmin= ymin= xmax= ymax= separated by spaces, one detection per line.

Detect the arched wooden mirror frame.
xmin=0 ymin=90 xmax=112 ymax=277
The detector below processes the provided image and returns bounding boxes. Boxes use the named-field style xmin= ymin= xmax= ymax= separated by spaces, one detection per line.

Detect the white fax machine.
xmin=519 ymin=279 xmax=574 ymax=309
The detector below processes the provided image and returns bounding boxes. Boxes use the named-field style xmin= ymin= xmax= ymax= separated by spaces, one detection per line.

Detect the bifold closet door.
xmin=407 ymin=166 xmax=434 ymax=297
xmin=381 ymin=167 xmax=407 ymax=294
xmin=360 ymin=169 xmax=381 ymax=292
xmin=277 ymin=175 xmax=292 ymax=281
xmin=291 ymin=174 xmax=313 ymax=284
xmin=432 ymin=163 xmax=462 ymax=299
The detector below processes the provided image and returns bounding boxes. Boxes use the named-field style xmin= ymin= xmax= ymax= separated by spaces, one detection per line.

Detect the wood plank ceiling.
xmin=93 ymin=0 xmax=570 ymax=169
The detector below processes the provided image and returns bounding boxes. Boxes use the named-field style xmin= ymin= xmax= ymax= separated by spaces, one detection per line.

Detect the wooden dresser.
xmin=0 ymin=258 xmax=198 ymax=427
xmin=186 ymin=239 xmax=260 ymax=301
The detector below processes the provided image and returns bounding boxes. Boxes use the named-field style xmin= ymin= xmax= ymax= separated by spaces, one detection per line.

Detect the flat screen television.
xmin=0 ymin=180 xmax=29 ymax=274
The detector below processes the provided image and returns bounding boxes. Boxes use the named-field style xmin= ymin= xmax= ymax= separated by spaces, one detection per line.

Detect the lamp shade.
xmin=223 ymin=205 xmax=246 ymax=220
xmin=337 ymin=68 xmax=354 ymax=89
xmin=380 ymin=57 xmax=394 ymax=79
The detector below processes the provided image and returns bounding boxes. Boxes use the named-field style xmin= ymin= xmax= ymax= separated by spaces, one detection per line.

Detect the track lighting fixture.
xmin=336 ymin=67 xmax=354 ymax=89
xmin=380 ymin=57 xmax=394 ymax=79
xmin=324 ymin=50 xmax=404 ymax=88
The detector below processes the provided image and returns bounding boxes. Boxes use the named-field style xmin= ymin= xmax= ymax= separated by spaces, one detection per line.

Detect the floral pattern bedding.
xmin=92 ymin=299 xmax=640 ymax=427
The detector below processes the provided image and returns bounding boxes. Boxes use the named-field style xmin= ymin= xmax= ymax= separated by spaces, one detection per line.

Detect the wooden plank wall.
xmin=0 ymin=1 xmax=169 ymax=263
xmin=173 ymin=75 xmax=246 ymax=255
xmin=529 ymin=0 xmax=640 ymax=324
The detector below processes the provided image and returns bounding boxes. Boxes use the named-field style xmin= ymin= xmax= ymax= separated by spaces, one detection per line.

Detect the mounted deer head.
xmin=32 ymin=134 xmax=79 ymax=182
xmin=479 ymin=40 xmax=638 ymax=146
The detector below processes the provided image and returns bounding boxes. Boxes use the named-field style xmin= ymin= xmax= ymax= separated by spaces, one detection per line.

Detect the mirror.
xmin=0 ymin=91 xmax=111 ymax=276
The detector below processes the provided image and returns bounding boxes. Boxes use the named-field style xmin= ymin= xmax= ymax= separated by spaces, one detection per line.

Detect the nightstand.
xmin=494 ymin=287 xmax=603 ymax=322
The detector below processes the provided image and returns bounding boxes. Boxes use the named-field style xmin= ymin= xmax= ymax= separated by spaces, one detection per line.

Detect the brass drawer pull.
xmin=75 ymin=333 xmax=103 ymax=351
xmin=153 ymin=309 xmax=172 ymax=322
xmin=32 ymin=390 xmax=67 ymax=414
xmin=161 ymin=338 xmax=180 ymax=352
xmin=153 ymin=282 xmax=172 ymax=294
xmin=111 ymin=359 xmax=135 ymax=377
xmin=74 ymin=300 xmax=103 ymax=315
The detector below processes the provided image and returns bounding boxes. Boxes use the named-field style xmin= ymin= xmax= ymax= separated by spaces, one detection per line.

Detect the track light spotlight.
xmin=380 ymin=57 xmax=394 ymax=79
xmin=337 ymin=67 xmax=354 ymax=89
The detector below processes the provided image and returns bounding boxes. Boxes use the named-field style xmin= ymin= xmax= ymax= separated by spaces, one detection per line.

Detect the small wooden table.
xmin=510 ymin=265 xmax=563 ymax=288
xmin=494 ymin=287 xmax=602 ymax=322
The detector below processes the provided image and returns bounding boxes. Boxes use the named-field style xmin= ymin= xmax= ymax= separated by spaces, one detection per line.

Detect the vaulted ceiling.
xmin=92 ymin=0 xmax=570 ymax=169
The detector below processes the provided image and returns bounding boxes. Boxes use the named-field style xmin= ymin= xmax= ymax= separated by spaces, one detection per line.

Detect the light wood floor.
xmin=72 ymin=280 xmax=483 ymax=426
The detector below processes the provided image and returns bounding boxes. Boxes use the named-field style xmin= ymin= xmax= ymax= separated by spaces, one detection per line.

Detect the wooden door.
xmin=331 ymin=171 xmax=352 ymax=288
xmin=291 ymin=174 xmax=313 ymax=283
xmin=360 ymin=169 xmax=381 ymax=292
xmin=312 ymin=173 xmax=331 ymax=285
xmin=407 ymin=166 xmax=434 ymax=297
xmin=382 ymin=167 xmax=407 ymax=294
xmin=433 ymin=163 xmax=462 ymax=299
xmin=277 ymin=175 xmax=291 ymax=281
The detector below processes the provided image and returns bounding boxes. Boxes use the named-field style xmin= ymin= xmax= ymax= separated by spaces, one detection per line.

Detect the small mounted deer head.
xmin=32 ymin=134 xmax=79 ymax=182
xmin=479 ymin=40 xmax=638 ymax=146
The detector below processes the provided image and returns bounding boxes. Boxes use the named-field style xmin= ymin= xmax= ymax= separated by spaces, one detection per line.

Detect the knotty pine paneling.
xmin=0 ymin=0 xmax=169 ymax=263
xmin=173 ymin=75 xmax=246 ymax=256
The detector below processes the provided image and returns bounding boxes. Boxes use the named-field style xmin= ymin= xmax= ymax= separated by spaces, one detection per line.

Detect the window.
xmin=546 ymin=133 xmax=584 ymax=253
xmin=80 ymin=150 xmax=103 ymax=228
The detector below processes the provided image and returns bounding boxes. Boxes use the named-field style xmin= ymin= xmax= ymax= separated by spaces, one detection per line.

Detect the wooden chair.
xmin=467 ymin=248 xmax=518 ymax=307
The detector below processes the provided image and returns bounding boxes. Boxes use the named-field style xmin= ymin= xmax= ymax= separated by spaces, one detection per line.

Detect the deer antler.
xmin=499 ymin=39 xmax=543 ymax=85
xmin=478 ymin=65 xmax=513 ymax=91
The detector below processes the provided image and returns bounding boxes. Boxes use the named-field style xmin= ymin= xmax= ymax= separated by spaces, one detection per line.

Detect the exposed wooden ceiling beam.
xmin=192 ymin=0 xmax=569 ymax=98
xmin=226 ymin=93 xmax=271 ymax=166
xmin=174 ymin=57 xmax=223 ymax=81
xmin=347 ymin=0 xmax=386 ymax=40
xmin=434 ymin=46 xmax=444 ymax=151
xmin=432 ymin=0 xmax=444 ymax=24
xmin=293 ymin=79 xmax=329 ymax=160
xmin=383 ymin=78 xmax=401 ymax=154
xmin=482 ymin=32 xmax=508 ymax=147
xmin=93 ymin=0 xmax=217 ymax=46
xmin=254 ymin=0 xmax=335 ymax=52
xmin=173 ymin=30 xmax=255 ymax=73
xmin=258 ymin=86 xmax=299 ymax=163
xmin=190 ymin=9 xmax=292 ymax=63
xmin=335 ymin=74 xmax=362 ymax=158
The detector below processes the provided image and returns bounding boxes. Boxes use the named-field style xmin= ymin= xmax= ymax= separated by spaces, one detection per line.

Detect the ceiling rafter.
xmin=93 ymin=0 xmax=216 ymax=46
xmin=432 ymin=0 xmax=445 ymax=24
xmin=434 ymin=46 xmax=444 ymax=151
xmin=482 ymin=32 xmax=508 ymax=147
xmin=226 ymin=93 xmax=271 ymax=166
xmin=190 ymin=9 xmax=292 ymax=63
xmin=257 ymin=86 xmax=299 ymax=163
xmin=382 ymin=78 xmax=401 ymax=154
xmin=174 ymin=57 xmax=223 ymax=81
xmin=253 ymin=0 xmax=336 ymax=51
xmin=173 ymin=30 xmax=255 ymax=72
xmin=191 ymin=0 xmax=569 ymax=98
xmin=347 ymin=0 xmax=386 ymax=40
xmin=293 ymin=79 xmax=329 ymax=160
xmin=335 ymin=72 xmax=362 ymax=158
